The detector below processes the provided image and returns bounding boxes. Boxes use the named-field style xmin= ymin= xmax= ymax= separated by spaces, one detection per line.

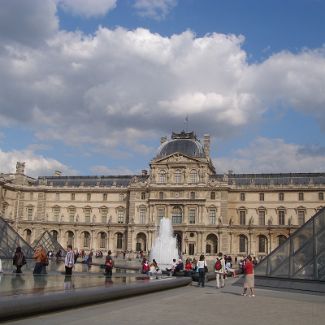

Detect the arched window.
xmin=206 ymin=234 xmax=218 ymax=254
xmin=159 ymin=170 xmax=166 ymax=184
xmin=190 ymin=170 xmax=198 ymax=183
xmin=24 ymin=229 xmax=32 ymax=244
xmin=172 ymin=207 xmax=182 ymax=224
xmin=239 ymin=235 xmax=248 ymax=253
xmin=117 ymin=233 xmax=123 ymax=249
xmin=67 ymin=231 xmax=74 ymax=247
xmin=258 ymin=235 xmax=268 ymax=253
xmin=83 ymin=232 xmax=91 ymax=247
xmin=278 ymin=235 xmax=287 ymax=246
xmin=99 ymin=232 xmax=107 ymax=249
xmin=51 ymin=230 xmax=58 ymax=241
xmin=174 ymin=170 xmax=182 ymax=184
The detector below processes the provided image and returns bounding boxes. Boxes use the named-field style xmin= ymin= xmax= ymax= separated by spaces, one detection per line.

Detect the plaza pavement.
xmin=3 ymin=277 xmax=325 ymax=325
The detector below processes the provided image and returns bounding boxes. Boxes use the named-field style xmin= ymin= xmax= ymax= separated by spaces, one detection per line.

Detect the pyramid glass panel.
xmin=0 ymin=216 xmax=34 ymax=258
xmin=255 ymin=207 xmax=325 ymax=281
xmin=32 ymin=231 xmax=66 ymax=256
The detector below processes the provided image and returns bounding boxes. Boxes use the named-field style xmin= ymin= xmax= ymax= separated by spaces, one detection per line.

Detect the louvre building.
xmin=1 ymin=131 xmax=325 ymax=260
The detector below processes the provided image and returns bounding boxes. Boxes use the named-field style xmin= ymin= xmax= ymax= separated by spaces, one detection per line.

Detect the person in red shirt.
xmin=242 ymin=255 xmax=255 ymax=297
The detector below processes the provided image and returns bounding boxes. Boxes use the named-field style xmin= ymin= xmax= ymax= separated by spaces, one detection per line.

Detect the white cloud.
xmin=1 ymin=1 xmax=325 ymax=161
xmin=134 ymin=0 xmax=177 ymax=19
xmin=0 ymin=148 xmax=76 ymax=177
xmin=57 ymin=0 xmax=117 ymax=18
xmin=214 ymin=138 xmax=325 ymax=173
xmin=0 ymin=0 xmax=58 ymax=46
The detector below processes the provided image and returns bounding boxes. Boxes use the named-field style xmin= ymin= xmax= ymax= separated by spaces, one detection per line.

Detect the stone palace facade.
xmin=1 ymin=131 xmax=325 ymax=260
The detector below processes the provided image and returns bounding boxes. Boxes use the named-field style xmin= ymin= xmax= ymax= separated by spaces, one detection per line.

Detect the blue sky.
xmin=0 ymin=0 xmax=325 ymax=177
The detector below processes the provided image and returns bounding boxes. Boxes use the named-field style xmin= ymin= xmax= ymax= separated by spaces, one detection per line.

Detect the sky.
xmin=0 ymin=0 xmax=325 ymax=177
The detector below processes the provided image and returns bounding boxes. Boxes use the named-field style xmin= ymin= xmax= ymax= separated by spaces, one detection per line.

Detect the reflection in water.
xmin=64 ymin=275 xmax=75 ymax=290
xmin=105 ymin=275 xmax=114 ymax=287
xmin=33 ymin=275 xmax=48 ymax=292
xmin=11 ymin=274 xmax=25 ymax=290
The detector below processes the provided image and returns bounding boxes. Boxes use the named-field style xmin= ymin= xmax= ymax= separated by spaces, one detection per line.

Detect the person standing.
xmin=33 ymin=246 xmax=47 ymax=274
xmin=65 ymin=245 xmax=75 ymax=275
xmin=105 ymin=250 xmax=114 ymax=277
xmin=197 ymin=254 xmax=207 ymax=287
xmin=242 ymin=255 xmax=255 ymax=297
xmin=13 ymin=246 xmax=26 ymax=274
xmin=215 ymin=252 xmax=226 ymax=289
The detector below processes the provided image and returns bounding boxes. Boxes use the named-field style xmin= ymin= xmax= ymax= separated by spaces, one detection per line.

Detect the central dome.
xmin=156 ymin=131 xmax=205 ymax=158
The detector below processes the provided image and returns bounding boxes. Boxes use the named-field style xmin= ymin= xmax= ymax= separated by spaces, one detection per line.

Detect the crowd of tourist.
xmin=7 ymin=245 xmax=257 ymax=296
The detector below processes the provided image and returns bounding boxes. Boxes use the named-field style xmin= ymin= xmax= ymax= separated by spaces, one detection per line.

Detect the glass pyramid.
xmin=0 ymin=216 xmax=34 ymax=258
xmin=32 ymin=231 xmax=66 ymax=256
xmin=255 ymin=207 xmax=325 ymax=281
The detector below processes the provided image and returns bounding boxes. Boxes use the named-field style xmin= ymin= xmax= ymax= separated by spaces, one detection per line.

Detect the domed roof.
xmin=156 ymin=131 xmax=206 ymax=159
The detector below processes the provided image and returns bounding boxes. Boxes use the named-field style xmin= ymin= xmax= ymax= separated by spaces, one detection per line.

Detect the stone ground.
xmin=3 ymin=277 xmax=325 ymax=325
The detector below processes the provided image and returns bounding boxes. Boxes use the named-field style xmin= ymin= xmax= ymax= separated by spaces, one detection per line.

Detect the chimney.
xmin=203 ymin=134 xmax=210 ymax=157
xmin=160 ymin=136 xmax=167 ymax=144
xmin=141 ymin=170 xmax=148 ymax=176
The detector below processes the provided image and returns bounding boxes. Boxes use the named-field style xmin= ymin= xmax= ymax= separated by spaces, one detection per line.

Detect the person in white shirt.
xmin=215 ymin=252 xmax=226 ymax=288
xmin=197 ymin=254 xmax=207 ymax=287
xmin=65 ymin=245 xmax=75 ymax=275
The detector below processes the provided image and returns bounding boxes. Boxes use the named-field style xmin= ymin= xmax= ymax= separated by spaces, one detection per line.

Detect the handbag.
xmin=204 ymin=265 xmax=208 ymax=272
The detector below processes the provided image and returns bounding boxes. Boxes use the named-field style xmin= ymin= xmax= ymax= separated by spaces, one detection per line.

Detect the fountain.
xmin=150 ymin=218 xmax=179 ymax=270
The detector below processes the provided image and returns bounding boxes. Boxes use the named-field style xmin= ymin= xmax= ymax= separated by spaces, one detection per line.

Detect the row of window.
xmin=239 ymin=209 xmax=306 ymax=226
xmin=240 ymin=192 xmax=324 ymax=201
xmin=158 ymin=169 xmax=200 ymax=184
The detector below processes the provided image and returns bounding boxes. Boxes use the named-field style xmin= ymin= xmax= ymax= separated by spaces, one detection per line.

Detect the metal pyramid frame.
xmin=32 ymin=230 xmax=66 ymax=256
xmin=0 ymin=216 xmax=34 ymax=258
xmin=255 ymin=207 xmax=325 ymax=281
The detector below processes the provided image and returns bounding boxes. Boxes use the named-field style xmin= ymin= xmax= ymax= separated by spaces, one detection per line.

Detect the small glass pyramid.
xmin=32 ymin=231 xmax=66 ymax=256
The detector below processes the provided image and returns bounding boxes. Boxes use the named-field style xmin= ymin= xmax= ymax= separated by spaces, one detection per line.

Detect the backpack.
xmin=106 ymin=258 xmax=114 ymax=269
xmin=215 ymin=259 xmax=222 ymax=271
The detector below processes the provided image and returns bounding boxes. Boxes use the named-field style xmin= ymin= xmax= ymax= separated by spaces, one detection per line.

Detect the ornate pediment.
xmin=152 ymin=153 xmax=202 ymax=165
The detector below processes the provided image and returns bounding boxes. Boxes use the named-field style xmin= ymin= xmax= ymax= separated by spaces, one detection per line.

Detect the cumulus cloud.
xmin=0 ymin=0 xmax=58 ymax=46
xmin=134 ymin=0 xmax=177 ymax=19
xmin=0 ymin=148 xmax=76 ymax=178
xmin=213 ymin=138 xmax=325 ymax=173
xmin=57 ymin=0 xmax=117 ymax=18
xmin=1 ymin=0 xmax=325 ymax=168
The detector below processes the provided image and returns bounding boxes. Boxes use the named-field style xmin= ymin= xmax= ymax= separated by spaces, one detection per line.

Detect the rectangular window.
xmin=279 ymin=192 xmax=284 ymax=201
xmin=53 ymin=207 xmax=60 ymax=221
xmin=55 ymin=192 xmax=60 ymax=201
xmin=71 ymin=193 xmax=75 ymax=201
xmin=210 ymin=192 xmax=215 ymax=200
xmin=175 ymin=171 xmax=182 ymax=184
xmin=157 ymin=208 xmax=165 ymax=224
xmin=159 ymin=192 xmax=164 ymax=200
xmin=190 ymin=192 xmax=196 ymax=200
xmin=29 ymin=192 xmax=34 ymax=200
xmin=87 ymin=193 xmax=91 ymax=201
xmin=278 ymin=210 xmax=285 ymax=225
xmin=319 ymin=192 xmax=324 ymax=201
xmin=118 ymin=210 xmax=124 ymax=224
xmin=298 ymin=192 xmax=304 ymax=201
xmin=258 ymin=210 xmax=265 ymax=226
xmin=101 ymin=209 xmax=108 ymax=223
xmin=209 ymin=209 xmax=216 ymax=224
xmin=298 ymin=210 xmax=305 ymax=226
xmin=240 ymin=193 xmax=245 ymax=201
xmin=188 ymin=243 xmax=195 ymax=255
xmin=27 ymin=207 xmax=33 ymax=221
xmin=239 ymin=210 xmax=246 ymax=225
xmin=141 ymin=192 xmax=146 ymax=200
xmin=188 ymin=209 xmax=196 ymax=224
xmin=69 ymin=208 xmax=75 ymax=223
xmin=159 ymin=172 xmax=166 ymax=184
xmin=84 ymin=208 xmax=91 ymax=223
xmin=119 ymin=193 xmax=124 ymax=201
xmin=259 ymin=193 xmax=264 ymax=201
xmin=103 ymin=193 xmax=107 ymax=201
xmin=139 ymin=208 xmax=146 ymax=224
xmin=172 ymin=216 xmax=182 ymax=224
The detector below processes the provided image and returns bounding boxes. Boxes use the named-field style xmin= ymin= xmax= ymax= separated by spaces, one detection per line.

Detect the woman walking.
xmin=13 ymin=246 xmax=26 ymax=273
xmin=242 ymin=255 xmax=255 ymax=297
xmin=197 ymin=254 xmax=208 ymax=287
